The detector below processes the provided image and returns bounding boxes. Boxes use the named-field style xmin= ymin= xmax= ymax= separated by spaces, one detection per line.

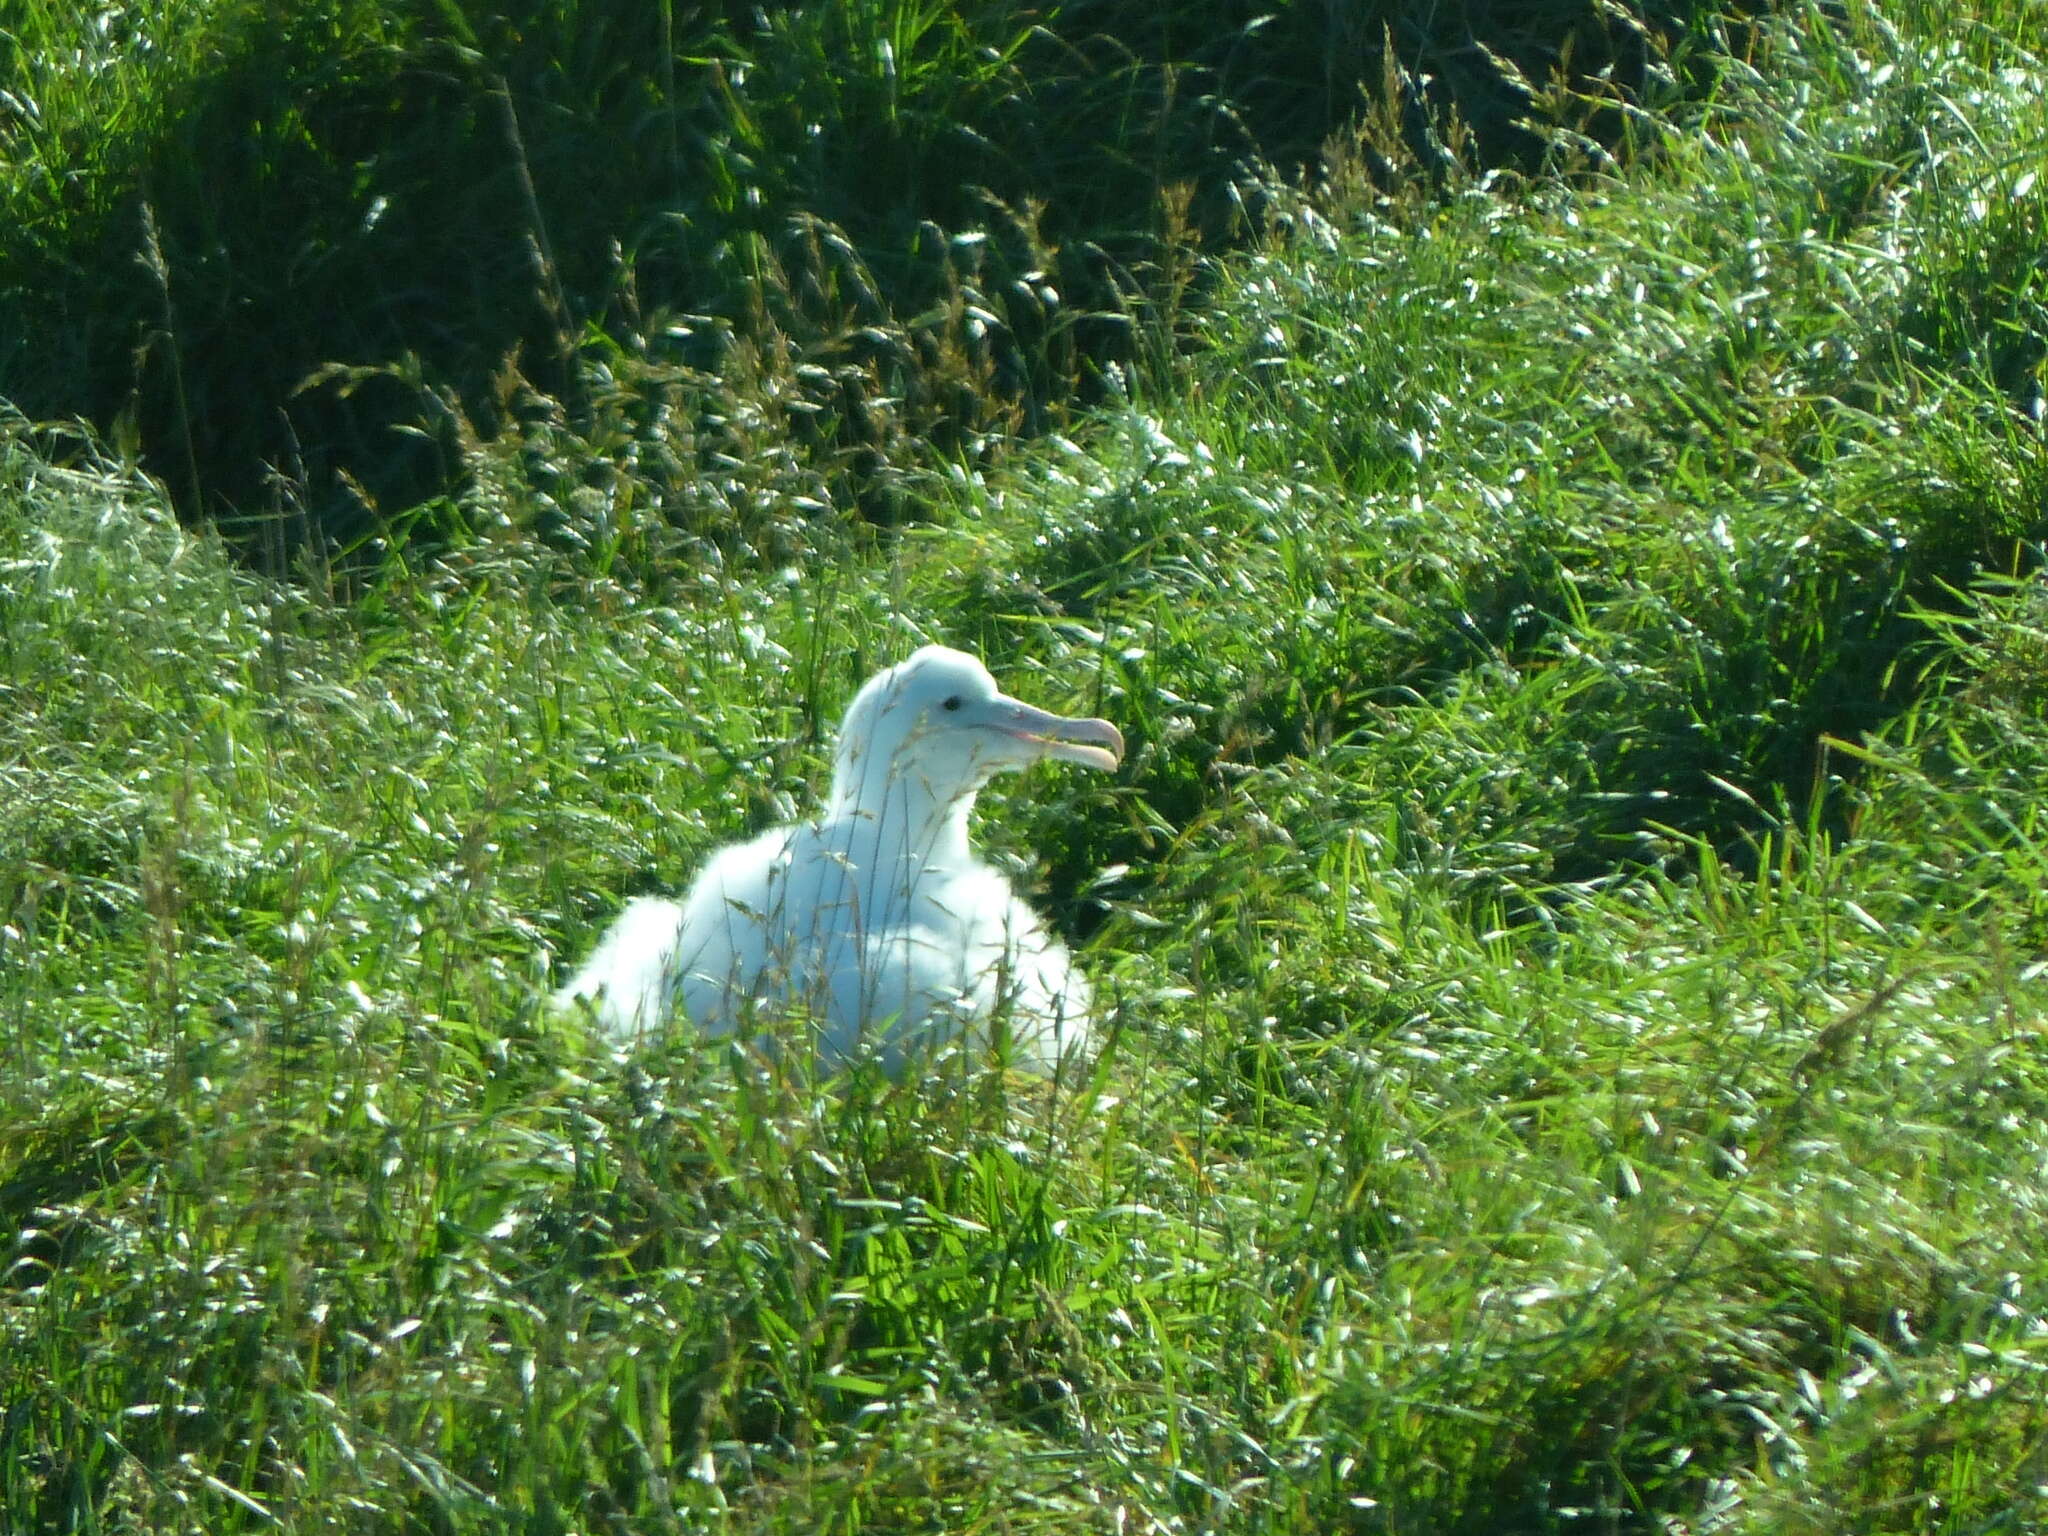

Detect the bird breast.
xmin=671 ymin=819 xmax=1081 ymax=1065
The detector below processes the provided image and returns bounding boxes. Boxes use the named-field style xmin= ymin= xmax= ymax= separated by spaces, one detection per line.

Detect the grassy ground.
xmin=5 ymin=2 xmax=2048 ymax=1533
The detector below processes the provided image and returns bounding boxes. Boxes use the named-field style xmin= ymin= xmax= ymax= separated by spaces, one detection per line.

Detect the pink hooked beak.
xmin=985 ymin=695 xmax=1124 ymax=772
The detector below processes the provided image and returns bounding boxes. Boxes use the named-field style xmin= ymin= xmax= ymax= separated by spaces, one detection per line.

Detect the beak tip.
xmin=1069 ymin=719 xmax=1124 ymax=773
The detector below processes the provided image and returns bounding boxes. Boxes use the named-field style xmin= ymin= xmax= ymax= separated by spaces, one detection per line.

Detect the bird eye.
xmin=942 ymin=695 xmax=963 ymax=712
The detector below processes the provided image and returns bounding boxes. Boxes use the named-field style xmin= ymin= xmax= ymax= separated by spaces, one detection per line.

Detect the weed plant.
xmin=5 ymin=3 xmax=2048 ymax=1533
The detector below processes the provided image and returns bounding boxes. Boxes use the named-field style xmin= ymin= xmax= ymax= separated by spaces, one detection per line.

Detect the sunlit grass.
xmin=5 ymin=3 xmax=2048 ymax=1532
xmin=2 ymin=0 xmax=1757 ymax=567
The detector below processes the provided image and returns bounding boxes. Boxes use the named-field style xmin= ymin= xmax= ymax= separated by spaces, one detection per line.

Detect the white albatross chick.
xmin=555 ymin=645 xmax=1123 ymax=1072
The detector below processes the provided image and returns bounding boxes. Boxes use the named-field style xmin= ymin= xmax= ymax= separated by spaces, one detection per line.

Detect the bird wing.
xmin=671 ymin=825 xmax=796 ymax=1033
xmin=553 ymin=894 xmax=687 ymax=1036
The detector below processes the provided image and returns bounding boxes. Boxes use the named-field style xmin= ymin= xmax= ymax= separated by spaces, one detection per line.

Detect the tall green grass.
xmin=5 ymin=2 xmax=2048 ymax=1532
xmin=2 ymin=0 xmax=1742 ymax=566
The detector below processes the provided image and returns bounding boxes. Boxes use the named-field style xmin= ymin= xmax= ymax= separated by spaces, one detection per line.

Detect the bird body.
xmin=556 ymin=646 xmax=1121 ymax=1071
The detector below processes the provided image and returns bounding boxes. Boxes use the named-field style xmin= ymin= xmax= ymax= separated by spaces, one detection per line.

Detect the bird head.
xmin=828 ymin=645 xmax=1123 ymax=823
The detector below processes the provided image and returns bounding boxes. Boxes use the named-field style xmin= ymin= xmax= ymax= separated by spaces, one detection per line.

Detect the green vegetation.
xmin=0 ymin=0 xmax=1726 ymax=561
xmin=5 ymin=0 xmax=2048 ymax=1531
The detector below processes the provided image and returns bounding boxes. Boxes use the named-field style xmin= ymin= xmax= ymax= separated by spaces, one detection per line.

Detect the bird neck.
xmin=826 ymin=758 xmax=977 ymax=872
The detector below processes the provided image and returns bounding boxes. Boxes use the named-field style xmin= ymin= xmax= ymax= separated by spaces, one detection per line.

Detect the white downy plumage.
xmin=555 ymin=645 xmax=1123 ymax=1071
